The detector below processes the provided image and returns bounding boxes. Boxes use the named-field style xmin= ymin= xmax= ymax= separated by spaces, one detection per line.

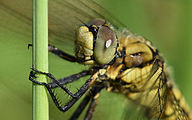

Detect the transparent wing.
xmin=0 ymin=0 xmax=127 ymax=119
xmin=1 ymin=0 xmax=191 ymax=120
xmin=48 ymin=0 xmax=127 ymax=53
xmin=0 ymin=0 xmax=126 ymax=52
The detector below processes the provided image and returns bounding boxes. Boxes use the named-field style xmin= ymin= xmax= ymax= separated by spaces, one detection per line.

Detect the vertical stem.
xmin=32 ymin=0 xmax=49 ymax=120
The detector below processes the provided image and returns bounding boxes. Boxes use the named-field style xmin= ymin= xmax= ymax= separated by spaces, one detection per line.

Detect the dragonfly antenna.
xmin=75 ymin=17 xmax=88 ymax=27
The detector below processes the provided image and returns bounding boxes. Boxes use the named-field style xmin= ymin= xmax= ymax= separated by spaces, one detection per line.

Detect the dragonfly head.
xmin=75 ymin=19 xmax=118 ymax=65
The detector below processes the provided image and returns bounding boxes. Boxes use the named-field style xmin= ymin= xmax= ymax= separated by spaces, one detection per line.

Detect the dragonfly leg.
xmin=69 ymin=84 xmax=105 ymax=120
xmin=84 ymin=84 xmax=104 ymax=120
xmin=48 ymin=70 xmax=90 ymax=89
xmin=48 ymin=44 xmax=80 ymax=63
xmin=69 ymin=92 xmax=91 ymax=120
xmin=29 ymin=67 xmax=99 ymax=112
xmin=29 ymin=68 xmax=78 ymax=98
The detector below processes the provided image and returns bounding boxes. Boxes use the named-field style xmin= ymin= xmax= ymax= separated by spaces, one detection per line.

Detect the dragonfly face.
xmin=1 ymin=0 xmax=192 ymax=120
xmin=75 ymin=19 xmax=118 ymax=65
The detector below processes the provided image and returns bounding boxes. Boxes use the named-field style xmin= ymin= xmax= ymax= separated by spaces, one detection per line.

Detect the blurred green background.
xmin=0 ymin=0 xmax=192 ymax=120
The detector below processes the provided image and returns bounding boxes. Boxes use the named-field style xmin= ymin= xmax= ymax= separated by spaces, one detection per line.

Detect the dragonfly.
xmin=1 ymin=0 xmax=192 ymax=120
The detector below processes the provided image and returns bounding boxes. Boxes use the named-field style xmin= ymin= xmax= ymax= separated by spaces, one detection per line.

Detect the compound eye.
xmin=87 ymin=18 xmax=105 ymax=26
xmin=94 ymin=26 xmax=117 ymax=64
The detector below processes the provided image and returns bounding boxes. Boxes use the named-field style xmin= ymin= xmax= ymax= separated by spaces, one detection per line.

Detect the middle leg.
xmin=69 ymin=84 xmax=105 ymax=120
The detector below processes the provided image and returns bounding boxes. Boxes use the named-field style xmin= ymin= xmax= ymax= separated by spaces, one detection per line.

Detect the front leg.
xmin=28 ymin=44 xmax=78 ymax=62
xmin=48 ymin=44 xmax=81 ymax=63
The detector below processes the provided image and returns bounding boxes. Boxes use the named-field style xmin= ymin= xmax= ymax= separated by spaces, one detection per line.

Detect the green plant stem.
xmin=32 ymin=0 xmax=49 ymax=120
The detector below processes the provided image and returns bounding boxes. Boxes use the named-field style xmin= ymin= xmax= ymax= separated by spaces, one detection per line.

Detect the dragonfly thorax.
xmin=75 ymin=19 xmax=118 ymax=65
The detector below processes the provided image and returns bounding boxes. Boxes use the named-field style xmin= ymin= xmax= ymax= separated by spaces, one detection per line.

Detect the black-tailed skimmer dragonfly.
xmin=1 ymin=0 xmax=190 ymax=119
xmin=28 ymin=1 xmax=192 ymax=120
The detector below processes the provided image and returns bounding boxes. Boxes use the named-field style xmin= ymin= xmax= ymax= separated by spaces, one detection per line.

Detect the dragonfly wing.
xmin=48 ymin=0 xmax=127 ymax=52
xmin=0 ymin=0 xmax=128 ymax=119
